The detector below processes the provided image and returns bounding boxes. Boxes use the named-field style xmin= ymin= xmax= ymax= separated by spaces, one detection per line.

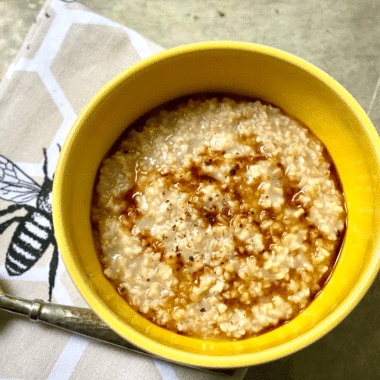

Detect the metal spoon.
xmin=0 ymin=285 xmax=150 ymax=355
xmin=0 ymin=286 xmax=236 ymax=376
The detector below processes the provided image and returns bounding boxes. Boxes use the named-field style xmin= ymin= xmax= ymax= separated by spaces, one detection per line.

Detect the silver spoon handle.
xmin=0 ymin=293 xmax=149 ymax=356
xmin=0 ymin=293 xmax=236 ymax=376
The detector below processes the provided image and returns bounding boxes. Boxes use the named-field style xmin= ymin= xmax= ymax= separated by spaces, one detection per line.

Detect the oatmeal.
xmin=91 ymin=97 xmax=346 ymax=340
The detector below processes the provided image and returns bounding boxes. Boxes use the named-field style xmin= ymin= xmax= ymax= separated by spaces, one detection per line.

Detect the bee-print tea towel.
xmin=0 ymin=1 xmax=247 ymax=379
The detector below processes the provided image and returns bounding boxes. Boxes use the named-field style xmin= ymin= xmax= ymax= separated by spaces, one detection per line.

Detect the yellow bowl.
xmin=52 ymin=42 xmax=380 ymax=368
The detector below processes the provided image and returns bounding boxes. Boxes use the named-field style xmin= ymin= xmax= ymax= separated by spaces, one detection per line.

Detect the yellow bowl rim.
xmin=53 ymin=41 xmax=380 ymax=368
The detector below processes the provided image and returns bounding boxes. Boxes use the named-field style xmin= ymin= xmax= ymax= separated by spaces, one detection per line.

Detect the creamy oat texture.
xmin=91 ymin=98 xmax=346 ymax=340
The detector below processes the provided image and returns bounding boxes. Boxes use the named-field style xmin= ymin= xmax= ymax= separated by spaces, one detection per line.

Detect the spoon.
xmin=0 ymin=286 xmax=236 ymax=376
xmin=0 ymin=285 xmax=149 ymax=355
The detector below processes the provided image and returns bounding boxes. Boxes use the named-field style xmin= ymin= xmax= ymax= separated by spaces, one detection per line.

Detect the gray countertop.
xmin=1 ymin=0 xmax=379 ymax=379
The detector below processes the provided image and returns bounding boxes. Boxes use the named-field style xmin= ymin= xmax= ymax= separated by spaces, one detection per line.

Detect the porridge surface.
xmin=91 ymin=97 xmax=346 ymax=340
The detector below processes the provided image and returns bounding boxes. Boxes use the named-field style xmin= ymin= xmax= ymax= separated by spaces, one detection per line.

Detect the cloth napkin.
xmin=0 ymin=1 xmax=248 ymax=379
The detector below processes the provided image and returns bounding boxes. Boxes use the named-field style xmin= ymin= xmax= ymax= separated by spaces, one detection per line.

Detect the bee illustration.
xmin=0 ymin=149 xmax=58 ymax=301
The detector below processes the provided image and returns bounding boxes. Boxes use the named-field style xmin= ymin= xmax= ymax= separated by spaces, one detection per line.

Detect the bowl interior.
xmin=53 ymin=42 xmax=380 ymax=368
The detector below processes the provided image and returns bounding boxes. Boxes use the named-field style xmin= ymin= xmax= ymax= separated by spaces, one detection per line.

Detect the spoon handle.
xmin=0 ymin=293 xmax=237 ymax=375
xmin=0 ymin=293 xmax=149 ymax=357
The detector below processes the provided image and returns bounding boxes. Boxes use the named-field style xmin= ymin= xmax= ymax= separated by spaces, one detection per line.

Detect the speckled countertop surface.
xmin=1 ymin=1 xmax=379 ymax=379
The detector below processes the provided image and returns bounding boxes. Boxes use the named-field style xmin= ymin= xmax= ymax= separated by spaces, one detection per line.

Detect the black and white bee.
xmin=0 ymin=149 xmax=58 ymax=301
